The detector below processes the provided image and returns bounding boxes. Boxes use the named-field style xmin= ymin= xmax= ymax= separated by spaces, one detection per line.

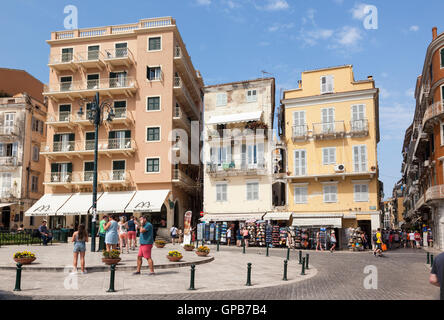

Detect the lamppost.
xmin=78 ymin=92 xmax=115 ymax=252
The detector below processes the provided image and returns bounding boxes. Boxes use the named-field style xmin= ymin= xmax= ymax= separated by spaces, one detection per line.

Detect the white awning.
xmin=0 ymin=203 xmax=15 ymax=209
xmin=292 ymin=217 xmax=342 ymax=228
xmin=263 ymin=212 xmax=293 ymax=221
xmin=206 ymin=111 xmax=262 ymax=125
xmin=125 ymin=190 xmax=171 ymax=213
xmin=25 ymin=194 xmax=73 ymax=216
xmin=96 ymin=191 xmax=136 ymax=214
xmin=56 ymin=193 xmax=104 ymax=216
xmin=200 ymin=213 xmax=264 ymax=222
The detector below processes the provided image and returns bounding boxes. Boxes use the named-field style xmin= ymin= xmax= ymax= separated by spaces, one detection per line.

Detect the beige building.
xmin=25 ymin=17 xmax=204 ymax=237
xmin=201 ymin=78 xmax=282 ymax=223
xmin=0 ymin=68 xmax=47 ymax=230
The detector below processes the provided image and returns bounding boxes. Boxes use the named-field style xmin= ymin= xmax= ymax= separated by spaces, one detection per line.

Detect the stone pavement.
xmin=0 ymin=243 xmax=440 ymax=300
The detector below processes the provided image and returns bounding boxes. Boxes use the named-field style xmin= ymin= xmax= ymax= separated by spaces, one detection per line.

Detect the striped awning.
xmin=25 ymin=194 xmax=73 ymax=216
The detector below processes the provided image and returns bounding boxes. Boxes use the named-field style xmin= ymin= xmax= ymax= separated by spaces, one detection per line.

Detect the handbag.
xmin=381 ymin=243 xmax=387 ymax=251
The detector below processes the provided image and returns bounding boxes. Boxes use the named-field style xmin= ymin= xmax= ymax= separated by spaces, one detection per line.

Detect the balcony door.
xmin=87 ymin=74 xmax=99 ymax=89
xmin=1 ymin=173 xmax=12 ymax=198
xmin=60 ymin=76 xmax=72 ymax=91
xmin=351 ymin=104 xmax=365 ymax=131
xmin=112 ymin=160 xmax=125 ymax=180
xmin=115 ymin=43 xmax=128 ymax=58
xmin=109 ymin=130 xmax=130 ymax=149
xmin=51 ymin=163 xmax=72 ymax=182
xmin=88 ymin=45 xmax=100 ymax=61
xmin=61 ymin=48 xmax=73 ymax=62
xmin=84 ymin=162 xmax=94 ymax=182
xmin=59 ymin=104 xmax=71 ymax=122
xmin=321 ymin=108 xmax=335 ymax=133
xmin=109 ymin=71 xmax=127 ymax=88
xmin=54 ymin=133 xmax=74 ymax=152
xmin=85 ymin=132 xmax=95 ymax=150
xmin=293 ymin=111 xmax=306 ymax=136
xmin=4 ymin=113 xmax=15 ymax=134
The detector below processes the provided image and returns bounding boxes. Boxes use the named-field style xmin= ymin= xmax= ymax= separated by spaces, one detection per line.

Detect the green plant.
xmin=197 ymin=246 xmax=210 ymax=254
xmin=13 ymin=251 xmax=36 ymax=259
xmin=168 ymin=250 xmax=183 ymax=257
xmin=103 ymin=249 xmax=120 ymax=259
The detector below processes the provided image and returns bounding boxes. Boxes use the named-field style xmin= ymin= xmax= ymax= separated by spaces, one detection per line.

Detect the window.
xmin=109 ymin=71 xmax=127 ymax=87
xmin=147 ymin=96 xmax=161 ymax=111
xmin=322 ymin=148 xmax=336 ymax=165
xmin=147 ymin=66 xmax=162 ymax=81
xmin=61 ymin=48 xmax=73 ymax=62
xmin=294 ymin=186 xmax=308 ymax=204
xmin=246 ymin=89 xmax=257 ymax=102
xmin=87 ymin=74 xmax=99 ymax=89
xmin=146 ymin=158 xmax=160 ymax=173
xmin=351 ymin=104 xmax=366 ymax=130
xmin=353 ymin=145 xmax=367 ymax=172
xmin=292 ymin=111 xmax=306 ymax=136
xmin=84 ymin=162 xmax=94 ymax=181
xmin=85 ymin=132 xmax=95 ymax=150
xmin=32 ymin=145 xmax=39 ymax=162
xmin=87 ymin=45 xmax=100 ymax=60
xmin=53 ymin=133 xmax=74 ymax=152
xmin=148 ymin=37 xmax=161 ymax=51
xmin=115 ymin=43 xmax=128 ymax=58
xmin=321 ymin=108 xmax=335 ymax=133
xmin=58 ymin=104 xmax=71 ymax=121
xmin=354 ymin=184 xmax=369 ymax=202
xmin=147 ymin=127 xmax=160 ymax=141
xmin=108 ymin=130 xmax=131 ymax=149
xmin=320 ymin=75 xmax=334 ymax=94
xmin=114 ymin=101 xmax=127 ymax=118
xmin=293 ymin=150 xmax=307 ymax=176
xmin=216 ymin=93 xmax=227 ymax=107
xmin=323 ymin=185 xmax=337 ymax=203
xmin=441 ymin=48 xmax=444 ymax=68
xmin=112 ymin=160 xmax=126 ymax=180
xmin=1 ymin=173 xmax=12 ymax=196
xmin=50 ymin=163 xmax=72 ymax=182
xmin=31 ymin=176 xmax=38 ymax=193
xmin=0 ymin=143 xmax=18 ymax=157
xmin=246 ymin=182 xmax=259 ymax=200
xmin=4 ymin=113 xmax=15 ymax=134
xmin=216 ymin=183 xmax=227 ymax=201
xmin=210 ymin=146 xmax=231 ymax=165
xmin=441 ymin=122 xmax=444 ymax=146
xmin=60 ymin=76 xmax=72 ymax=91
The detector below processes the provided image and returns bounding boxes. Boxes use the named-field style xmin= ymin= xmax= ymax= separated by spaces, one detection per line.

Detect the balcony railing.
xmin=173 ymin=76 xmax=199 ymax=119
xmin=100 ymin=170 xmax=132 ymax=185
xmin=0 ymin=157 xmax=19 ymax=167
xmin=422 ymin=102 xmax=444 ymax=131
xmin=53 ymin=141 xmax=75 ymax=152
xmin=292 ymin=125 xmax=308 ymax=140
xmin=48 ymin=172 xmax=72 ymax=183
xmin=206 ymin=162 xmax=267 ymax=176
xmin=44 ymin=77 xmax=137 ymax=95
xmin=173 ymin=45 xmax=202 ymax=100
xmin=107 ymin=138 xmax=132 ymax=150
xmin=41 ymin=138 xmax=136 ymax=157
xmin=0 ymin=125 xmax=20 ymax=136
xmin=173 ymin=169 xmax=197 ymax=186
xmin=312 ymin=121 xmax=345 ymax=139
xmin=46 ymin=112 xmax=72 ymax=124
xmin=114 ymin=107 xmax=127 ymax=119
xmin=350 ymin=119 xmax=369 ymax=136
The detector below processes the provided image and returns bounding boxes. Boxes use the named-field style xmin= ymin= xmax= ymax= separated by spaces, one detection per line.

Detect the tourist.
xmin=409 ymin=230 xmax=415 ymax=248
xmin=17 ymin=224 xmax=24 ymax=233
xmin=127 ymin=216 xmax=138 ymax=251
xmin=427 ymin=228 xmax=433 ymax=248
xmin=72 ymin=224 xmax=88 ymax=274
xmin=429 ymin=252 xmax=444 ymax=288
xmin=316 ymin=228 xmax=326 ymax=252
xmin=388 ymin=231 xmax=393 ymax=250
xmin=373 ymin=228 xmax=383 ymax=257
xmin=38 ymin=220 xmax=53 ymax=246
xmin=414 ymin=230 xmax=422 ymax=249
xmin=242 ymin=227 xmax=249 ymax=248
xmin=226 ymin=226 xmax=231 ymax=246
xmin=134 ymin=215 xmax=155 ymax=275
xmin=104 ymin=215 xmax=118 ymax=252
xmin=236 ymin=227 xmax=242 ymax=247
xmin=361 ymin=232 xmax=369 ymax=250
xmin=170 ymin=225 xmax=178 ymax=245
xmin=393 ymin=231 xmax=400 ymax=249
xmin=98 ymin=215 xmax=108 ymax=252
xmin=402 ymin=230 xmax=408 ymax=248
xmin=178 ymin=226 xmax=184 ymax=244
xmin=329 ymin=230 xmax=337 ymax=253
xmin=286 ymin=228 xmax=293 ymax=249
xmin=118 ymin=216 xmax=129 ymax=254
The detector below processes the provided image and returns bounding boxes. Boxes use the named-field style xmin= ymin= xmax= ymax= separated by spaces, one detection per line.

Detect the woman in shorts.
xmin=242 ymin=227 xmax=249 ymax=247
xmin=72 ymin=224 xmax=88 ymax=274
xmin=118 ymin=216 xmax=129 ymax=254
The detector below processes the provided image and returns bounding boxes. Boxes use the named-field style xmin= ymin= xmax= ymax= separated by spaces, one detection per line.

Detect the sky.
xmin=1 ymin=0 xmax=443 ymax=199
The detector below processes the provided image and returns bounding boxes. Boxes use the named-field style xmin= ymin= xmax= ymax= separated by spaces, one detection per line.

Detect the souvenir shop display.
xmin=301 ymin=228 xmax=310 ymax=249
xmin=293 ymin=227 xmax=302 ymax=249
xmin=271 ymin=225 xmax=280 ymax=247
xmin=204 ymin=223 xmax=210 ymax=242
xmin=197 ymin=223 xmax=204 ymax=241
xmin=209 ymin=224 xmax=215 ymax=242
xmin=279 ymin=227 xmax=287 ymax=247
xmin=219 ymin=223 xmax=227 ymax=243
xmin=265 ymin=223 xmax=273 ymax=246
xmin=255 ymin=221 xmax=266 ymax=247
xmin=347 ymin=228 xmax=363 ymax=251
xmin=246 ymin=222 xmax=257 ymax=246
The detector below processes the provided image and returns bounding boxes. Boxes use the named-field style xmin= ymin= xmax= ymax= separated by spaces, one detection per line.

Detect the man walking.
xmin=170 ymin=225 xmax=178 ymax=245
xmin=373 ymin=228 xmax=383 ymax=257
xmin=38 ymin=220 xmax=53 ymax=246
xmin=134 ymin=216 xmax=154 ymax=275
xmin=127 ymin=216 xmax=138 ymax=250
xmin=98 ymin=215 xmax=108 ymax=252
xmin=429 ymin=252 xmax=444 ymax=300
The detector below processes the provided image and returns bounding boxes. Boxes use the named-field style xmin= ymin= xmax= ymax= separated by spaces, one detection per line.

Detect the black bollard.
xmin=283 ymin=260 xmax=288 ymax=281
xmin=431 ymin=254 xmax=434 ymax=266
xmin=188 ymin=264 xmax=196 ymax=290
xmin=107 ymin=264 xmax=116 ymax=293
xmin=427 ymin=252 xmax=430 ymax=264
xmin=441 ymin=260 xmax=444 ymax=301
xmin=301 ymin=257 xmax=306 ymax=275
xmin=306 ymin=254 xmax=310 ymax=270
xmin=14 ymin=263 xmax=22 ymax=291
xmin=266 ymin=245 xmax=269 ymax=257
xmin=217 ymin=240 xmax=220 ymax=252
xmin=246 ymin=263 xmax=252 ymax=286
xmin=243 ymin=239 xmax=246 ymax=254
xmin=287 ymin=247 xmax=290 ymax=261
xmin=298 ymin=250 xmax=302 ymax=264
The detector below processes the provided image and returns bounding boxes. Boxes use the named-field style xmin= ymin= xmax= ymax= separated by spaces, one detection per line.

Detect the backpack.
xmin=372 ymin=233 xmax=377 ymax=242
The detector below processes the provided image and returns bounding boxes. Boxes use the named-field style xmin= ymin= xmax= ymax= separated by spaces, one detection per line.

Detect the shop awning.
xmin=200 ymin=213 xmax=264 ymax=222
xmin=55 ymin=193 xmax=104 ymax=216
xmin=125 ymin=190 xmax=171 ymax=213
xmin=25 ymin=194 xmax=73 ymax=216
xmin=96 ymin=191 xmax=136 ymax=214
xmin=263 ymin=212 xmax=293 ymax=221
xmin=292 ymin=217 xmax=342 ymax=228
xmin=0 ymin=203 xmax=15 ymax=209
xmin=206 ymin=111 xmax=262 ymax=125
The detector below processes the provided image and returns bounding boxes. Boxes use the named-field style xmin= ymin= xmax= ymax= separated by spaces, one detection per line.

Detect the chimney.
xmin=297 ymin=80 xmax=302 ymax=88
xmin=368 ymin=76 xmax=373 ymax=81
xmin=432 ymin=27 xmax=438 ymax=40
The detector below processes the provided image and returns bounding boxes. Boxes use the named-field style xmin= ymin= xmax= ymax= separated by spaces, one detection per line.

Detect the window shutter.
xmin=53 ymin=134 xmax=60 ymax=142
xmin=320 ymin=76 xmax=327 ymax=94
xmin=12 ymin=143 xmax=18 ymax=157
xmin=330 ymin=148 xmax=335 ymax=164
xmin=353 ymin=146 xmax=359 ymax=172
xmin=294 ymin=151 xmax=299 ymax=176
xmin=441 ymin=49 xmax=444 ymax=67
xmin=354 ymin=184 xmax=360 ymax=201
xmin=109 ymin=131 xmax=116 ymax=139
xmin=125 ymin=130 xmax=131 ymax=138
xmin=0 ymin=144 xmax=4 ymax=157
xmin=69 ymin=133 xmax=75 ymax=141
xmin=51 ymin=163 xmax=58 ymax=173
xmin=67 ymin=163 xmax=73 ymax=173
xmin=323 ymin=149 xmax=329 ymax=165
xmin=362 ymin=185 xmax=368 ymax=201
xmin=258 ymin=143 xmax=264 ymax=166
xmin=361 ymin=145 xmax=367 ymax=171
xmin=327 ymin=75 xmax=334 ymax=92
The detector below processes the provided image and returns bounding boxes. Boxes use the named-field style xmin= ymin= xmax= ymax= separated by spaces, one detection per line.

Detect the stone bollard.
xmin=245 ymin=263 xmax=252 ymax=286
xmin=305 ymin=254 xmax=310 ymax=270
xmin=298 ymin=250 xmax=302 ymax=264
xmin=301 ymin=257 xmax=306 ymax=275
xmin=188 ymin=264 xmax=196 ymax=291
xmin=107 ymin=264 xmax=116 ymax=293
xmin=283 ymin=260 xmax=288 ymax=281
xmin=14 ymin=263 xmax=22 ymax=292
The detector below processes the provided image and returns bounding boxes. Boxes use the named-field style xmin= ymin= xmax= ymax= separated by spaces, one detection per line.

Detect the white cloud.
xmin=224 ymin=0 xmax=240 ymax=9
xmin=405 ymin=88 xmax=415 ymax=98
xmin=268 ymin=22 xmax=294 ymax=32
xmin=335 ymin=26 xmax=362 ymax=46
xmin=350 ymin=3 xmax=369 ymax=20
xmin=257 ymin=0 xmax=289 ymax=11
xmin=380 ymin=103 xmax=414 ymax=134
xmin=409 ymin=25 xmax=419 ymax=32
xmin=380 ymin=87 xmax=391 ymax=99
xmin=258 ymin=41 xmax=271 ymax=47
xmin=196 ymin=0 xmax=211 ymax=6
xmin=302 ymin=8 xmax=317 ymax=26
xmin=301 ymin=28 xmax=334 ymax=46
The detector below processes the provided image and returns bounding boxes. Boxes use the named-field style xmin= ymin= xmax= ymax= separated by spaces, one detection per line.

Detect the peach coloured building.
xmin=25 ymin=17 xmax=204 ymax=238
xmin=0 ymin=68 xmax=47 ymax=230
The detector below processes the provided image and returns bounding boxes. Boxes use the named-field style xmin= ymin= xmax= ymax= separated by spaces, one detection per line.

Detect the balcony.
xmin=312 ymin=121 xmax=345 ymax=140
xmin=40 ymin=138 xmax=137 ymax=159
xmin=44 ymin=172 xmax=73 ymax=188
xmin=172 ymin=168 xmax=198 ymax=193
xmin=422 ymin=102 xmax=444 ymax=133
xmin=0 ymin=125 xmax=21 ymax=140
xmin=292 ymin=125 xmax=309 ymax=141
xmin=174 ymin=76 xmax=199 ymax=120
xmin=173 ymin=106 xmax=191 ymax=133
xmin=73 ymin=51 xmax=106 ymax=70
xmin=100 ymin=170 xmax=132 ymax=187
xmin=46 ymin=112 xmax=75 ymax=128
xmin=43 ymin=77 xmax=138 ymax=101
xmin=71 ymin=171 xmax=94 ymax=187
xmin=48 ymin=53 xmax=77 ymax=72
xmin=173 ymin=46 xmax=202 ymax=103
xmin=349 ymin=119 xmax=369 ymax=137
xmin=206 ymin=162 xmax=267 ymax=177
xmin=0 ymin=157 xmax=20 ymax=170
xmin=108 ymin=108 xmax=134 ymax=127
xmin=103 ymin=48 xmax=134 ymax=69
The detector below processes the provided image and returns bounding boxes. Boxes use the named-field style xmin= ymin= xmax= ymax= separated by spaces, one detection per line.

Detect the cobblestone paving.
xmin=0 ymin=246 xmax=440 ymax=300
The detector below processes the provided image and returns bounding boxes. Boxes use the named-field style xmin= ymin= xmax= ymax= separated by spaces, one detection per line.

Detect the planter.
xmin=196 ymin=251 xmax=209 ymax=257
xmin=102 ymin=258 xmax=121 ymax=265
xmin=184 ymin=246 xmax=194 ymax=251
xmin=13 ymin=257 xmax=36 ymax=265
xmin=167 ymin=255 xmax=183 ymax=262
xmin=155 ymin=243 xmax=166 ymax=248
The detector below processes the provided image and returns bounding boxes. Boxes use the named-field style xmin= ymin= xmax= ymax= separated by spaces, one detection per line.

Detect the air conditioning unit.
xmin=334 ymin=164 xmax=345 ymax=172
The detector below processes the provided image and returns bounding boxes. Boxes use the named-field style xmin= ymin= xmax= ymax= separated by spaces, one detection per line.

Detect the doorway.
xmin=1 ymin=206 xmax=10 ymax=229
xmin=358 ymin=220 xmax=372 ymax=249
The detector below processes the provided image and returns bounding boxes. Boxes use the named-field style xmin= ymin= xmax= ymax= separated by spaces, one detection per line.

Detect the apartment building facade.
xmin=400 ymin=27 xmax=444 ymax=250
xmin=202 ymin=78 xmax=283 ymax=223
xmin=0 ymin=68 xmax=47 ymax=229
xmin=281 ymin=65 xmax=381 ymax=245
xmin=25 ymin=17 xmax=204 ymax=237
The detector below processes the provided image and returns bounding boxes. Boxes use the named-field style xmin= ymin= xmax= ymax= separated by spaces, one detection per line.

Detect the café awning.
xmin=200 ymin=213 xmax=264 ymax=222
xmin=96 ymin=191 xmax=136 ymax=214
xmin=0 ymin=203 xmax=15 ymax=209
xmin=125 ymin=190 xmax=171 ymax=213
xmin=206 ymin=111 xmax=262 ymax=125
xmin=25 ymin=194 xmax=73 ymax=216
xmin=56 ymin=193 xmax=104 ymax=216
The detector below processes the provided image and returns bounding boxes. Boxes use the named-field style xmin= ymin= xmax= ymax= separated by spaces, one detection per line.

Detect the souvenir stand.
xmin=246 ymin=220 xmax=257 ymax=246
xmin=271 ymin=225 xmax=280 ymax=247
xmin=255 ymin=221 xmax=266 ymax=247
xmin=292 ymin=227 xmax=302 ymax=249
xmin=279 ymin=227 xmax=288 ymax=247
xmin=347 ymin=227 xmax=364 ymax=251
xmin=219 ymin=222 xmax=228 ymax=243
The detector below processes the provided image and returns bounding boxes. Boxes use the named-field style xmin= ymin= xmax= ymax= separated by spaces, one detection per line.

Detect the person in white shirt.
xmin=226 ymin=227 xmax=232 ymax=246
xmin=170 ymin=226 xmax=178 ymax=245
xmin=409 ymin=231 xmax=415 ymax=248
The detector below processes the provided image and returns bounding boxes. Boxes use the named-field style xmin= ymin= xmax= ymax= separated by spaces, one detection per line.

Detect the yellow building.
xmin=281 ymin=65 xmax=381 ymax=244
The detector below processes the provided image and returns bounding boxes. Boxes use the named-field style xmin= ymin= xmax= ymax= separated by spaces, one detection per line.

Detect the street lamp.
xmin=77 ymin=92 xmax=115 ymax=252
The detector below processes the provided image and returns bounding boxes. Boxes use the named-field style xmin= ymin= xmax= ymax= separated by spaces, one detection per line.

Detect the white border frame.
xmin=147 ymin=35 xmax=163 ymax=52
xmin=293 ymin=185 xmax=308 ymax=204
xmin=353 ymin=183 xmax=369 ymax=203
xmin=146 ymin=65 xmax=162 ymax=82
xmin=146 ymin=95 xmax=162 ymax=112
xmin=145 ymin=126 xmax=162 ymax=143
xmin=144 ymin=157 xmax=161 ymax=174
xmin=246 ymin=179 xmax=260 ymax=201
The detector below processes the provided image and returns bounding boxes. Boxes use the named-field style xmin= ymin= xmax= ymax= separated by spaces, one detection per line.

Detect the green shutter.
xmin=69 ymin=133 xmax=75 ymax=141
xmin=441 ymin=49 xmax=444 ymax=67
xmin=125 ymin=130 xmax=131 ymax=138
xmin=67 ymin=163 xmax=73 ymax=173
xmin=51 ymin=163 xmax=58 ymax=173
xmin=108 ymin=131 xmax=116 ymax=139
xmin=53 ymin=134 xmax=60 ymax=142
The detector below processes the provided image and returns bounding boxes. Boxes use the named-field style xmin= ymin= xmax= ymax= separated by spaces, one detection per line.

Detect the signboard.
xmin=183 ymin=211 xmax=192 ymax=245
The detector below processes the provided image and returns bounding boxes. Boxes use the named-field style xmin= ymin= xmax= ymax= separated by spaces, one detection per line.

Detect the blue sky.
xmin=1 ymin=0 xmax=443 ymax=198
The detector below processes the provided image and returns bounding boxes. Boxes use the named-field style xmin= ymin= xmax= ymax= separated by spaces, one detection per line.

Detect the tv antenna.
xmin=261 ymin=70 xmax=273 ymax=78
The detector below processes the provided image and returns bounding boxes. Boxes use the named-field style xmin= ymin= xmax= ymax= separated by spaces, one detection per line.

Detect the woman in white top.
xmin=226 ymin=227 xmax=232 ymax=246
xmin=118 ymin=216 xmax=129 ymax=254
